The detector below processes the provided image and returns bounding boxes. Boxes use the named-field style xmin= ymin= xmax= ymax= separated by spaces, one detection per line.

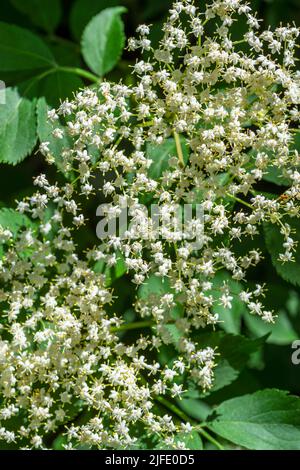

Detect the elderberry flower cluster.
xmin=0 ymin=0 xmax=299 ymax=450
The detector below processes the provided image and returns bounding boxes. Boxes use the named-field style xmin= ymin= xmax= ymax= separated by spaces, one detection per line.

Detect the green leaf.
xmin=264 ymin=218 xmax=300 ymax=286
xmin=208 ymin=389 xmax=300 ymax=450
xmin=244 ymin=309 xmax=298 ymax=345
xmin=0 ymin=207 xmax=35 ymax=258
xmin=70 ymin=0 xmax=120 ymax=41
xmin=11 ymin=0 xmax=62 ymax=34
xmin=81 ymin=7 xmax=126 ymax=76
xmin=138 ymin=274 xmax=183 ymax=320
xmin=36 ymin=70 xmax=83 ymax=107
xmin=193 ymin=332 xmax=266 ymax=395
xmin=36 ymin=97 xmax=72 ymax=173
xmin=147 ymin=137 xmax=189 ymax=180
xmin=286 ymin=289 xmax=300 ymax=318
xmin=263 ymin=165 xmax=291 ymax=186
xmin=155 ymin=430 xmax=203 ymax=450
xmin=0 ymin=86 xmax=37 ymax=165
xmin=138 ymin=274 xmax=172 ymax=299
xmin=210 ymin=271 xmax=247 ymax=334
xmin=52 ymin=434 xmax=68 ymax=450
xmin=138 ymin=275 xmax=184 ymax=348
xmin=249 ymin=148 xmax=291 ymax=187
xmin=177 ymin=398 xmax=211 ymax=422
xmin=94 ymin=251 xmax=127 ymax=286
xmin=175 ymin=431 xmax=203 ymax=450
xmin=0 ymin=208 xmax=34 ymax=235
xmin=161 ymin=323 xmax=182 ymax=346
xmin=206 ymin=335 xmax=265 ymax=394
xmin=0 ymin=22 xmax=55 ymax=71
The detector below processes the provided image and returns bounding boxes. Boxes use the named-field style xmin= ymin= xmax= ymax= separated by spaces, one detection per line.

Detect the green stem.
xmin=197 ymin=427 xmax=224 ymax=450
xmin=233 ymin=39 xmax=246 ymax=45
xmin=57 ymin=66 xmax=100 ymax=83
xmin=173 ymin=130 xmax=185 ymax=166
xmin=156 ymin=396 xmax=225 ymax=450
xmin=23 ymin=67 xmax=58 ymax=95
xmin=136 ymin=121 xmax=154 ymax=127
xmin=155 ymin=396 xmax=191 ymax=423
xmin=21 ymin=66 xmax=100 ymax=101
xmin=226 ymin=193 xmax=253 ymax=210
xmin=111 ymin=320 xmax=156 ymax=332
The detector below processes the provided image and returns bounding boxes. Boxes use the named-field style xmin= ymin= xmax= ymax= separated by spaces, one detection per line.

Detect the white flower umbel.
xmin=0 ymin=0 xmax=300 ymax=450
